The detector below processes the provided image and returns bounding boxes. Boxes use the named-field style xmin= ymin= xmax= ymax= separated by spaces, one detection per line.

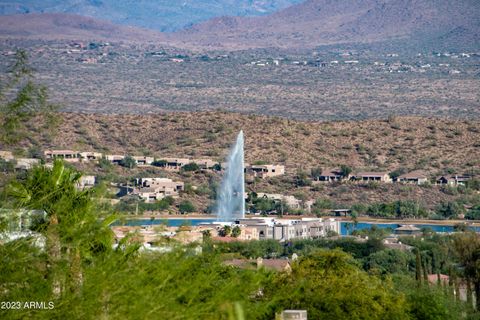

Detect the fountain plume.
xmin=216 ymin=131 xmax=245 ymax=221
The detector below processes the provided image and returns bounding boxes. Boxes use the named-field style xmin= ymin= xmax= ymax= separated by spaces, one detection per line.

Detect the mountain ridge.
xmin=170 ymin=0 xmax=480 ymax=49
xmin=0 ymin=0 xmax=303 ymax=32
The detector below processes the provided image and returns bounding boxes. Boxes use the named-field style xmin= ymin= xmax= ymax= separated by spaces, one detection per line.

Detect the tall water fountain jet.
xmin=216 ymin=131 xmax=245 ymax=221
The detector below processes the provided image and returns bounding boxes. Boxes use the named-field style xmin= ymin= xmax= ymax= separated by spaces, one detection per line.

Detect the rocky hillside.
xmin=0 ymin=13 xmax=165 ymax=41
xmin=172 ymin=0 xmax=480 ymax=49
xmin=12 ymin=112 xmax=480 ymax=176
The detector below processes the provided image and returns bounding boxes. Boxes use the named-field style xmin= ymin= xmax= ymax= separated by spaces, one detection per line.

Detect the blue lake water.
xmin=111 ymin=218 xmax=217 ymax=227
xmin=341 ymin=222 xmax=480 ymax=235
xmin=112 ymin=218 xmax=479 ymax=236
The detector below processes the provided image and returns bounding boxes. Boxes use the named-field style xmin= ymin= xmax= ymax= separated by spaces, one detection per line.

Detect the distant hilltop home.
xmin=155 ymin=158 xmax=191 ymax=171
xmin=191 ymin=158 xmax=219 ymax=170
xmin=353 ymin=172 xmax=392 ymax=183
xmin=45 ymin=150 xmax=102 ymax=162
xmin=132 ymin=156 xmax=154 ymax=166
xmin=44 ymin=150 xmax=80 ymax=162
xmin=246 ymin=164 xmax=285 ymax=179
xmin=105 ymin=154 xmax=125 ymax=164
xmin=436 ymin=175 xmax=471 ymax=186
xmin=79 ymin=151 xmax=103 ymax=161
xmin=316 ymin=168 xmax=349 ymax=182
xmin=397 ymin=171 xmax=428 ymax=185
xmin=133 ymin=178 xmax=184 ymax=202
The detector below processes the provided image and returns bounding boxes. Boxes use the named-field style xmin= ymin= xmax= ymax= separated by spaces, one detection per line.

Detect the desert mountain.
xmin=171 ymin=0 xmax=480 ymax=49
xmin=0 ymin=13 xmax=164 ymax=41
xmin=0 ymin=0 xmax=302 ymax=32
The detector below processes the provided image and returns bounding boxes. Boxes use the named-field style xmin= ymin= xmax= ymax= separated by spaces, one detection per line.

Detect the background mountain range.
xmin=0 ymin=0 xmax=302 ymax=32
xmin=0 ymin=0 xmax=479 ymax=50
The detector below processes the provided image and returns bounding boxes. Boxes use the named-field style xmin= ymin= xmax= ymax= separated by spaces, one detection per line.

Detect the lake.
xmin=112 ymin=218 xmax=479 ymax=236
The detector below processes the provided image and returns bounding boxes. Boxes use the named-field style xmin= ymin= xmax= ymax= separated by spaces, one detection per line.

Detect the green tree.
xmin=231 ymin=226 xmax=241 ymax=238
xmin=182 ymin=162 xmax=200 ymax=172
xmin=340 ymin=164 xmax=352 ymax=178
xmin=263 ymin=249 xmax=409 ymax=319
xmin=119 ymin=155 xmax=136 ymax=169
xmin=6 ymin=160 xmax=114 ymax=296
xmin=365 ymin=249 xmax=414 ymax=274
xmin=0 ymin=50 xmax=59 ymax=144
xmin=219 ymin=225 xmax=232 ymax=237
xmin=178 ymin=200 xmax=196 ymax=214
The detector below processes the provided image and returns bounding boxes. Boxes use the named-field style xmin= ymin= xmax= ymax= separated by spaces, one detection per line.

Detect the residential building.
xmin=77 ymin=175 xmax=96 ymax=189
xmin=133 ymin=156 xmax=154 ymax=166
xmin=44 ymin=150 xmax=80 ymax=162
xmin=436 ymin=175 xmax=471 ymax=186
xmin=236 ymin=218 xmax=340 ymax=241
xmin=397 ymin=171 xmax=428 ymax=185
xmin=394 ymin=225 xmax=422 ymax=236
xmin=192 ymin=158 xmax=218 ymax=170
xmin=382 ymin=238 xmax=414 ymax=251
xmin=247 ymin=164 xmax=285 ymax=178
xmin=316 ymin=168 xmax=347 ymax=182
xmin=105 ymin=154 xmax=125 ymax=164
xmin=79 ymin=151 xmax=103 ymax=161
xmin=133 ymin=178 xmax=184 ymax=202
xmin=156 ymin=158 xmax=191 ymax=171
xmin=280 ymin=310 xmax=308 ymax=320
xmin=353 ymin=172 xmax=392 ymax=183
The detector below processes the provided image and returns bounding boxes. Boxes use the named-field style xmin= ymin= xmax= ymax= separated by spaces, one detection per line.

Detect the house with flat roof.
xmin=247 ymin=164 xmax=285 ymax=178
xmin=316 ymin=168 xmax=348 ymax=182
xmin=394 ymin=225 xmax=422 ymax=235
xmin=155 ymin=158 xmax=191 ymax=171
xmin=436 ymin=175 xmax=472 ymax=186
xmin=44 ymin=150 xmax=80 ymax=162
xmin=353 ymin=172 xmax=392 ymax=183
xmin=105 ymin=154 xmax=125 ymax=164
xmin=397 ymin=171 xmax=428 ymax=185
xmin=280 ymin=310 xmax=308 ymax=320
xmin=133 ymin=178 xmax=184 ymax=202
xmin=79 ymin=151 xmax=103 ymax=161
xmin=192 ymin=159 xmax=218 ymax=170
xmin=236 ymin=218 xmax=340 ymax=241
xmin=133 ymin=156 xmax=154 ymax=166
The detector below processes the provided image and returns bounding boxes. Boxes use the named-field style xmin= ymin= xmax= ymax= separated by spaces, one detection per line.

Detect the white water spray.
xmin=216 ymin=131 xmax=245 ymax=221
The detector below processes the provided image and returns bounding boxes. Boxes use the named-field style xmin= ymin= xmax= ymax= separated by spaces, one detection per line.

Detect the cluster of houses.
xmin=316 ymin=168 xmax=473 ymax=186
xmin=112 ymin=217 xmax=341 ymax=247
xmin=42 ymin=149 xmax=285 ymax=179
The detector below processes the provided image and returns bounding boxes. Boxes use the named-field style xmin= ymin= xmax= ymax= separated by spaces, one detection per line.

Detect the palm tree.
xmin=7 ymin=160 xmax=113 ymax=296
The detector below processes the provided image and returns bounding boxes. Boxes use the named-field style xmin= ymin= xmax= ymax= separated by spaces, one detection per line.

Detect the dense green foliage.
xmin=0 ymin=162 xmax=478 ymax=319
